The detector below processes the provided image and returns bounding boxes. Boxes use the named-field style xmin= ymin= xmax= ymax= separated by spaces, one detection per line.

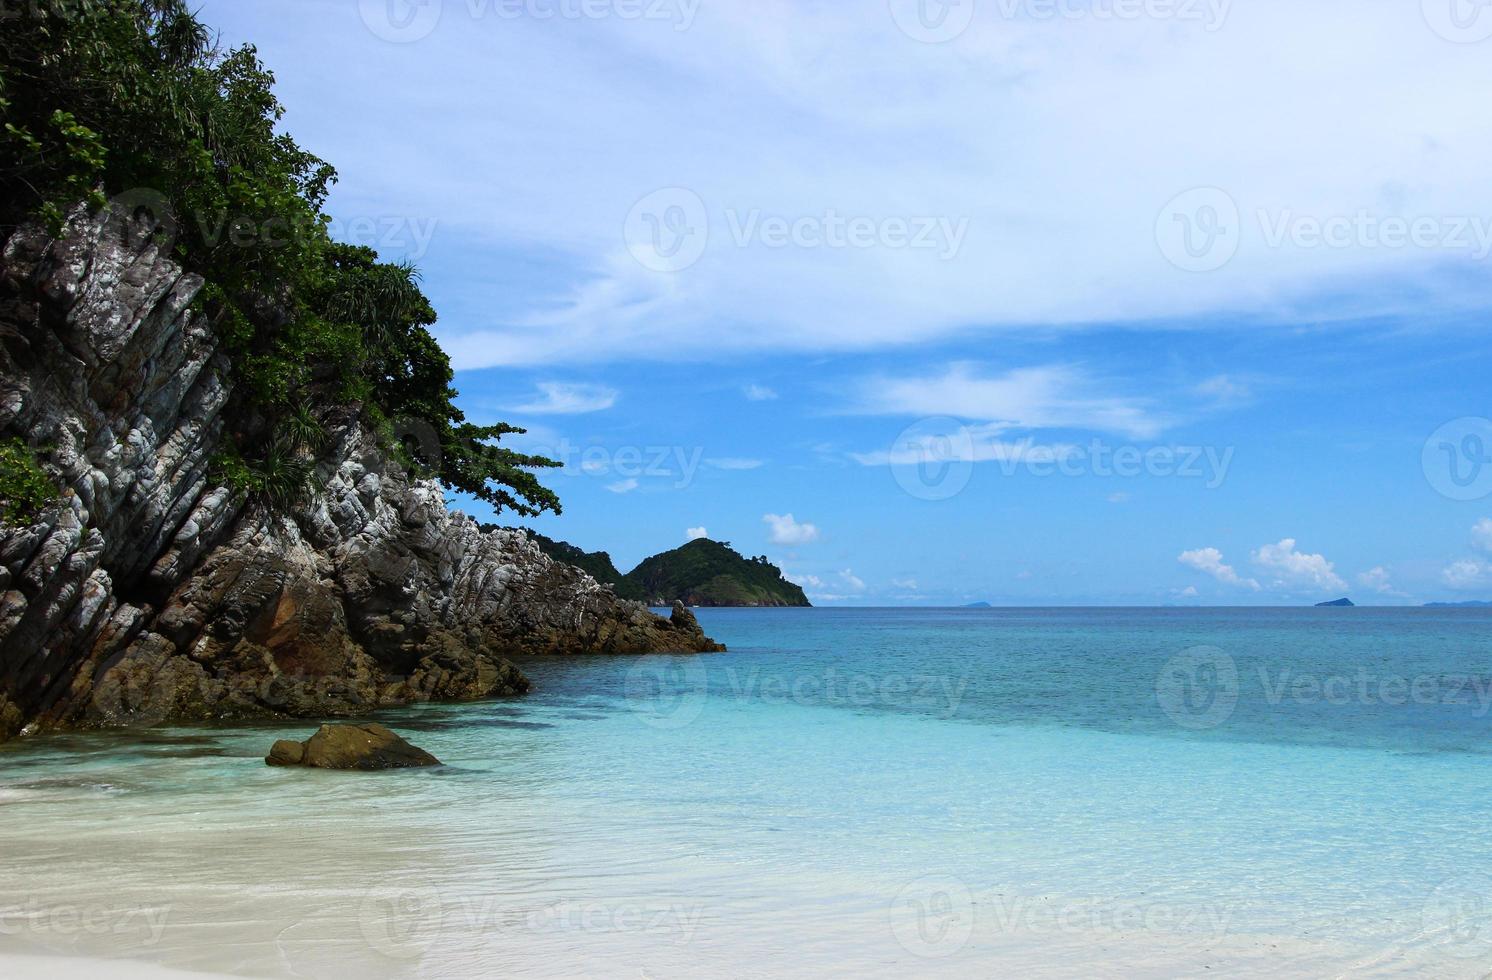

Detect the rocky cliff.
xmin=0 ymin=207 xmax=720 ymax=742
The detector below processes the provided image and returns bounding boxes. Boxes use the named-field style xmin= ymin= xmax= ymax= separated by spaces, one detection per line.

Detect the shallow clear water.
xmin=2 ymin=608 xmax=1491 ymax=977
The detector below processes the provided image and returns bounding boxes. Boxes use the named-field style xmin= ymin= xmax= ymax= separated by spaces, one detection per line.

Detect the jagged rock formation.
xmin=0 ymin=207 xmax=720 ymax=741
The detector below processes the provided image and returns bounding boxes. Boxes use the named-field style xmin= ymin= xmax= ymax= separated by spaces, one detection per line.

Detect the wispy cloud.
xmin=511 ymin=382 xmax=618 ymax=415
xmin=1357 ymin=566 xmax=1398 ymax=595
xmin=743 ymin=384 xmax=778 ymax=401
xmin=606 ymin=478 xmax=639 ymax=494
xmin=706 ymin=457 xmax=765 ymax=470
xmin=1473 ymin=518 xmax=1492 ymax=554
xmin=264 ymin=0 xmax=1492 ymax=367
xmin=686 ymin=526 xmax=709 ymax=540
xmin=1193 ymin=374 xmax=1252 ymax=406
xmin=847 ymin=364 xmax=1162 ymax=439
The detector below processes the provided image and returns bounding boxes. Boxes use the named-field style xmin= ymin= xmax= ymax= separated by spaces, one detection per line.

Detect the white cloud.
xmin=1178 ymin=547 xmax=1260 ymax=590
xmin=851 ymin=426 xmax=1081 ymax=467
xmin=706 ymin=457 xmax=764 ymax=470
xmin=686 ymin=526 xmax=709 ymax=540
xmin=1443 ymin=559 xmax=1492 ymax=591
xmin=1194 ymin=375 xmax=1251 ymax=405
xmin=788 ymin=573 xmax=826 ymax=589
xmin=277 ymin=0 xmax=1492 ymax=367
xmin=838 ymin=569 xmax=866 ymax=592
xmin=1472 ymin=518 xmax=1492 ymax=554
xmin=849 ymin=364 xmax=1161 ymax=439
xmin=1177 ymin=585 xmax=1200 ymax=598
xmin=743 ymin=384 xmax=778 ymax=401
xmin=1251 ymin=538 xmax=1347 ymax=593
xmin=1357 ymin=566 xmax=1403 ymax=595
xmin=891 ymin=577 xmax=919 ymax=591
xmin=763 ymin=513 xmax=820 ymax=545
xmin=605 ymin=478 xmax=639 ymax=494
xmin=511 ymin=382 xmax=618 ymax=415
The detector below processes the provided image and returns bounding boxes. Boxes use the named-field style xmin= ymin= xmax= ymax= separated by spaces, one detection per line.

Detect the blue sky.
xmin=198 ymin=0 xmax=1492 ymax=605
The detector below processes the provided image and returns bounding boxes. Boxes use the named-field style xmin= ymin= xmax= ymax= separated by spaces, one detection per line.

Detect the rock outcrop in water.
xmin=266 ymin=723 xmax=440 ymax=770
xmin=0 ymin=207 xmax=721 ymax=742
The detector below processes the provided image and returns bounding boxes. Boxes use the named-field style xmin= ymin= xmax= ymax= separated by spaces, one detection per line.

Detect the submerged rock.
xmin=265 ymin=723 xmax=440 ymax=770
xmin=0 ymin=208 xmax=722 ymax=742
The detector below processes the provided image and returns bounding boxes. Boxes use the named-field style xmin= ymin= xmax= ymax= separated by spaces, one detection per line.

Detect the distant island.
xmin=1315 ymin=598 xmax=1355 ymax=607
xmin=964 ymin=601 xmax=993 ymax=608
xmin=1423 ymin=600 xmax=1492 ymax=608
xmin=513 ymin=534 xmax=811 ymax=608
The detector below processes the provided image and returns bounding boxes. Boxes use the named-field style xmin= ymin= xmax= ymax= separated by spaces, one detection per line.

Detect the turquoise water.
xmin=1 ymin=607 xmax=1491 ymax=977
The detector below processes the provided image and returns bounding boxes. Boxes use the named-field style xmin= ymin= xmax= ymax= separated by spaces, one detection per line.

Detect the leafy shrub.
xmin=0 ymin=439 xmax=56 ymax=524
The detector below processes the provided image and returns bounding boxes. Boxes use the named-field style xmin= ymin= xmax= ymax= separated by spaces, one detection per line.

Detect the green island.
xmin=521 ymin=534 xmax=811 ymax=607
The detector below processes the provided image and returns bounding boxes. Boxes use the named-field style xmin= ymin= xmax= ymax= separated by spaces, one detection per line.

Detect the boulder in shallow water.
xmin=266 ymin=739 xmax=304 ymax=766
xmin=264 ymin=723 xmax=440 ymax=770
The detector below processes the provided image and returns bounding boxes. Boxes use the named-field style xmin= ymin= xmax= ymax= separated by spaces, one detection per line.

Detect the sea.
xmin=1 ymin=607 xmax=1490 ymax=978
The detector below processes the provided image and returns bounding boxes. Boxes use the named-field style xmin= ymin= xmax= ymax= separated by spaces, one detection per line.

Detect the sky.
xmin=195 ymin=0 xmax=1492 ymax=605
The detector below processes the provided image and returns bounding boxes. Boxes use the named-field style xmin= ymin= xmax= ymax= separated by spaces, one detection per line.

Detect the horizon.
xmin=197 ymin=0 xmax=1492 ymax=608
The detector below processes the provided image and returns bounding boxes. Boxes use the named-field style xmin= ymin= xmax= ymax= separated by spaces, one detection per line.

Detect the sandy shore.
xmin=0 ymin=954 xmax=232 ymax=979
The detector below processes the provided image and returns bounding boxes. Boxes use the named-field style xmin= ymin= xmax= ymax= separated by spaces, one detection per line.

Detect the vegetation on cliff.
xmin=0 ymin=0 xmax=559 ymax=516
xmin=520 ymin=531 xmax=648 ymax=602
xmin=522 ymin=534 xmax=810 ymax=607
xmin=0 ymin=437 xmax=57 ymax=522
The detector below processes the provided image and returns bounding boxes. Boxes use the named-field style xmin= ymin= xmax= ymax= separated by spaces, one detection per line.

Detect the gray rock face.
xmin=0 ymin=207 xmax=721 ymax=741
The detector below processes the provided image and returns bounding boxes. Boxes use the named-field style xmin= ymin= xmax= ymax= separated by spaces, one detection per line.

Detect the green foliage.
xmin=0 ymin=0 xmax=560 ymax=516
xmin=520 ymin=530 xmax=647 ymax=601
xmin=0 ymin=438 xmax=57 ymax=525
xmin=623 ymin=538 xmax=810 ymax=607
xmin=505 ymin=532 xmax=810 ymax=605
